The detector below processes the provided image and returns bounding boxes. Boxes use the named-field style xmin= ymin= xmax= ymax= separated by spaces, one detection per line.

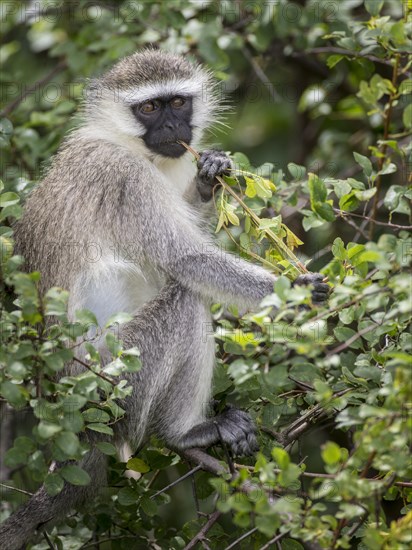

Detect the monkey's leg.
xmin=0 ymin=445 xmax=107 ymax=550
xmin=116 ymin=281 xmax=259 ymax=457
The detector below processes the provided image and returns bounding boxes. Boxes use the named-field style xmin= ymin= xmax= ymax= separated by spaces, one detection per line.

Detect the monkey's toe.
xmin=215 ymin=407 xmax=259 ymax=456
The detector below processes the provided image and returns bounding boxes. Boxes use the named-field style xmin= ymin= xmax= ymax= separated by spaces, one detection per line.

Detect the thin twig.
xmin=232 ymin=464 xmax=412 ymax=488
xmin=0 ymin=482 xmax=33 ymax=496
xmin=150 ymin=465 xmax=202 ymax=499
xmin=73 ymin=356 xmax=116 ymax=386
xmin=333 ymin=208 xmax=412 ymax=230
xmin=1 ymin=61 xmax=68 ymax=117
xmin=214 ymin=421 xmax=235 ymax=475
xmin=258 ymin=531 xmax=287 ymax=550
xmin=242 ymin=47 xmax=280 ymax=102
xmin=183 ymin=510 xmax=222 ymax=550
xmin=369 ymin=54 xmax=400 ymax=238
xmin=80 ymin=535 xmax=136 ymax=549
xmin=326 ymin=324 xmax=377 ymax=355
xmin=300 ymin=47 xmax=394 ymax=67
xmin=43 ymin=531 xmax=56 ymax=550
xmin=224 ymin=527 xmax=258 ymax=550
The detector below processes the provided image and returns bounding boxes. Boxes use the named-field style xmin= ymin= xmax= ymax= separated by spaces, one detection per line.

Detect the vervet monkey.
xmin=0 ymin=49 xmax=329 ymax=547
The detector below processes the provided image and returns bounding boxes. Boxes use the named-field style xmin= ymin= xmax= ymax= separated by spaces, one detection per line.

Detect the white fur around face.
xmin=82 ymin=76 xmax=215 ymax=159
xmin=117 ymin=77 xmax=206 ymax=104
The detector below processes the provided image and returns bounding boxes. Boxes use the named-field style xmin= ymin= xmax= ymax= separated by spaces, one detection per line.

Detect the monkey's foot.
xmin=177 ymin=407 xmax=259 ymax=457
xmin=213 ymin=406 xmax=259 ymax=456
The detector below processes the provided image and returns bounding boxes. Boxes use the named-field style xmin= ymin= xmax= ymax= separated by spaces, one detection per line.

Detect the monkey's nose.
xmin=164 ymin=121 xmax=177 ymax=130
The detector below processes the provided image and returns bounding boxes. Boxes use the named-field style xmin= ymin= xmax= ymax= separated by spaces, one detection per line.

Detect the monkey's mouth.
xmin=149 ymin=140 xmax=188 ymax=159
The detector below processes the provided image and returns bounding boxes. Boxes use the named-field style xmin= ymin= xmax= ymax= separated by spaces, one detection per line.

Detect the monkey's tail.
xmin=0 ymin=447 xmax=107 ymax=549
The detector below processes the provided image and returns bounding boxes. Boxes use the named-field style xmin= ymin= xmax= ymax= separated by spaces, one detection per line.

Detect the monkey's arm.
xmin=109 ymin=162 xmax=328 ymax=308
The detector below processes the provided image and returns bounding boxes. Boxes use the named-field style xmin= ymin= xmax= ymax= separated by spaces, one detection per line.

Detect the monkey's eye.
xmin=170 ymin=97 xmax=185 ymax=108
xmin=140 ymin=101 xmax=157 ymax=114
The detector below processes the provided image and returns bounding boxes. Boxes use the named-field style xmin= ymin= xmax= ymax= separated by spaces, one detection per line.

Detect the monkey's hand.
xmin=293 ymin=273 xmax=330 ymax=306
xmin=196 ymin=149 xmax=232 ymax=201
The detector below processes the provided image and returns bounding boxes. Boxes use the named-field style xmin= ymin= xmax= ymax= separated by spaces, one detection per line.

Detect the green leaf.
xmin=117 ymin=487 xmax=138 ymax=506
xmin=353 ymin=152 xmax=373 ymax=177
xmin=365 ymin=0 xmax=383 ymax=15
xmin=83 ymin=408 xmax=111 ymax=423
xmin=339 ymin=191 xmax=360 ymax=212
xmin=0 ymin=118 xmax=13 ymax=136
xmin=256 ymin=514 xmax=280 ymax=537
xmin=37 ymin=421 xmax=62 ymax=439
xmin=308 ymin=172 xmax=327 ymax=203
xmin=354 ymin=251 xmax=381 ymax=265
xmin=0 ymin=192 xmax=19 ymax=207
xmin=140 ymin=495 xmax=157 ymax=516
xmin=0 ymin=381 xmax=26 ymax=408
xmin=308 ymin=173 xmax=335 ymax=221
xmin=258 ymin=216 xmax=281 ymax=233
xmin=272 ymin=447 xmax=290 ymax=469
xmin=86 ymin=423 xmax=113 ymax=435
xmin=126 ymin=457 xmax=150 ymax=473
xmin=314 ymin=202 xmax=335 ymax=222
xmin=321 ymin=442 xmax=341 ymax=465
xmin=403 ymin=104 xmax=412 ymax=129
xmin=44 ymin=473 xmax=64 ymax=496
xmin=353 ymin=187 xmax=377 ymax=202
xmin=253 ymin=176 xmax=272 ymax=199
xmin=244 ymin=176 xmax=256 ymax=198
xmin=326 ymin=54 xmax=344 ymax=68
xmin=60 ymin=410 xmax=84 ymax=433
xmin=96 ymin=442 xmax=117 ymax=455
xmin=384 ymin=186 xmax=411 ymax=215
xmin=75 ymin=309 xmax=98 ymax=329
xmin=334 ymin=327 xmax=362 ymax=349
xmin=331 ymin=238 xmax=347 ymax=260
xmin=60 ymin=465 xmax=91 ymax=486
xmin=105 ymin=312 xmax=133 ymax=328
xmin=399 ymin=79 xmax=412 ymax=95
xmin=274 ymin=276 xmax=291 ymax=301
xmin=105 ymin=332 xmax=122 ymax=355
xmin=287 ymin=163 xmax=306 ymax=180
xmin=55 ymin=431 xmax=80 ymax=456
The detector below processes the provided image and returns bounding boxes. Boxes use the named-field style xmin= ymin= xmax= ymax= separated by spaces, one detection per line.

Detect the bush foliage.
xmin=0 ymin=1 xmax=411 ymax=549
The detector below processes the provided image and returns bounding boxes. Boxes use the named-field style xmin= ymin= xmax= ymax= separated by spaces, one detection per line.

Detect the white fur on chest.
xmin=69 ymin=133 xmax=197 ymax=327
xmin=70 ymin=250 xmax=164 ymax=328
xmin=154 ymin=152 xmax=197 ymax=198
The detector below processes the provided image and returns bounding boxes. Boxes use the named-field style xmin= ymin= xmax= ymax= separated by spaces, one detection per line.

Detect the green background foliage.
xmin=0 ymin=1 xmax=411 ymax=549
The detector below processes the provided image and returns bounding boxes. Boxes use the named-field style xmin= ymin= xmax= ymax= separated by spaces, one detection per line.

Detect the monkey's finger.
xmin=314 ymin=283 xmax=330 ymax=294
xmin=235 ymin=437 xmax=252 ymax=457
xmin=295 ymin=273 xmax=324 ymax=285
xmin=225 ymin=407 xmax=253 ymax=424
xmin=206 ymin=160 xmax=223 ymax=180
xmin=246 ymin=432 xmax=260 ymax=454
xmin=199 ymin=162 xmax=216 ymax=180
xmin=312 ymin=292 xmax=329 ymax=303
xmin=217 ymin=422 xmax=244 ymax=447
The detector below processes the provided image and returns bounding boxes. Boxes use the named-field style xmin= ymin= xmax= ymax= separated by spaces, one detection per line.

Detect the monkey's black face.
xmin=132 ymin=95 xmax=193 ymax=158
